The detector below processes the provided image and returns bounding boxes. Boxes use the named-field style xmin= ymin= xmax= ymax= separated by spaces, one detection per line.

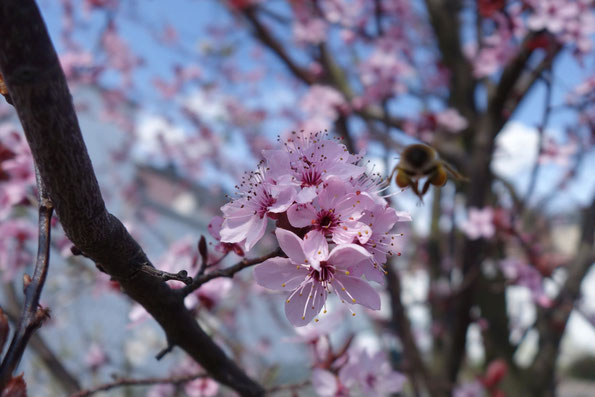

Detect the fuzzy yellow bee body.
xmin=390 ymin=144 xmax=465 ymax=201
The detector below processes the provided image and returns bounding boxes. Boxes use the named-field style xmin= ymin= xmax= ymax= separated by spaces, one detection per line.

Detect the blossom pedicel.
xmin=217 ymin=131 xmax=409 ymax=326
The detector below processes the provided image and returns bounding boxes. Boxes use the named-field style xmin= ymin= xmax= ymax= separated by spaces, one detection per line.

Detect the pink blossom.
xmin=500 ymin=259 xmax=552 ymax=307
xmin=254 ymin=228 xmax=379 ymax=327
xmin=219 ymin=168 xmax=296 ymax=251
xmin=0 ymin=219 xmax=36 ymax=282
xmin=0 ymin=124 xmax=35 ymax=219
xmin=359 ymin=38 xmax=412 ymax=103
xmin=291 ymin=2 xmax=328 ymax=44
xmin=436 ymin=108 xmax=468 ymax=133
xmin=208 ymin=215 xmax=245 ymax=256
xmin=339 ymin=349 xmax=406 ymax=396
xmin=84 ymin=343 xmax=108 ymax=370
xmin=184 ymin=377 xmax=219 ymax=397
xmin=294 ymin=18 xmax=328 ymax=44
xmin=527 ymin=0 xmax=580 ymax=34
xmin=460 ymin=207 xmax=495 ymax=240
xmin=287 ymin=177 xmax=374 ymax=247
xmin=538 ymin=137 xmax=577 ymax=165
xmin=350 ymin=204 xmax=407 ymax=284
xmin=186 ymin=277 xmax=232 ymax=311
xmin=301 ymin=85 xmax=347 ymax=121
xmin=100 ymin=21 xmax=143 ymax=87
xmin=312 ymin=369 xmax=349 ymax=397
xmin=263 ymin=131 xmax=364 ymax=203
xmin=146 ymin=384 xmax=174 ymax=397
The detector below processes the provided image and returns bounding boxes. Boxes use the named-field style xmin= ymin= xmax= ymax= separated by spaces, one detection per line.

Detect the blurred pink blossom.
xmin=460 ymin=207 xmax=495 ymax=240
xmin=339 ymin=349 xmax=406 ymax=396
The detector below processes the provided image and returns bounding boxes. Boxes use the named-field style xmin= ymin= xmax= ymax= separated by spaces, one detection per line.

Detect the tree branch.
xmin=0 ymin=169 xmax=53 ymax=390
xmin=240 ymin=6 xmax=316 ymax=85
xmin=0 ymin=2 xmax=263 ymax=395
xmin=181 ymin=248 xmax=282 ymax=296
xmin=70 ymin=372 xmax=207 ymax=397
xmin=529 ymin=197 xmax=595 ymax=396
xmin=2 ymin=286 xmax=81 ymax=394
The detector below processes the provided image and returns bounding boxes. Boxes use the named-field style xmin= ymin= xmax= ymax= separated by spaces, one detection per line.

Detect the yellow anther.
xmin=352 ymin=298 xmax=356 ymax=303
xmin=301 ymin=316 xmax=305 ymax=320
xmin=282 ymin=283 xmax=286 ymax=287
xmin=345 ymin=271 xmax=350 ymax=275
xmin=352 ymin=313 xmax=356 ymax=317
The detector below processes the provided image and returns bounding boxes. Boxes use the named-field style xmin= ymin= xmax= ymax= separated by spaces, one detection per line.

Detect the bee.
xmin=389 ymin=143 xmax=466 ymax=201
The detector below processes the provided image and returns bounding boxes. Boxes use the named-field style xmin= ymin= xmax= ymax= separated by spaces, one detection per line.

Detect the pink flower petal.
xmin=334 ymin=275 xmax=380 ymax=310
xmin=285 ymin=283 xmax=326 ymax=326
xmin=312 ymin=369 xmax=338 ymax=397
xmin=268 ymin=186 xmax=296 ymax=213
xmin=303 ymin=230 xmax=328 ymax=269
xmin=328 ymin=244 xmax=372 ymax=269
xmin=296 ymin=186 xmax=318 ymax=203
xmin=244 ymin=216 xmax=268 ymax=251
xmin=254 ymin=257 xmax=302 ymax=291
xmin=287 ymin=203 xmax=318 ymax=228
xmin=275 ymin=228 xmax=306 ymax=264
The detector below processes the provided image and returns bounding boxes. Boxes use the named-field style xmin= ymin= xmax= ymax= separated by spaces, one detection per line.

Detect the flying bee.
xmin=389 ymin=143 xmax=466 ymax=202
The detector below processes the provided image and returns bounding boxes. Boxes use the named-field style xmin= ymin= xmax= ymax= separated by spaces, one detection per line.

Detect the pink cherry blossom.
xmin=263 ymin=131 xmax=364 ymax=203
xmin=0 ymin=124 xmax=35 ymax=219
xmin=0 ymin=219 xmax=36 ymax=282
xmin=351 ymin=204 xmax=407 ymax=284
xmin=460 ymin=207 xmax=495 ymax=240
xmin=312 ymin=369 xmax=349 ymax=397
xmin=301 ymin=85 xmax=347 ymax=122
xmin=527 ymin=0 xmax=580 ymax=34
xmin=219 ymin=167 xmax=296 ymax=251
xmin=184 ymin=377 xmax=219 ymax=397
xmin=500 ymin=259 xmax=552 ymax=307
xmin=339 ymin=349 xmax=406 ymax=396
xmin=187 ymin=277 xmax=233 ymax=311
xmin=208 ymin=215 xmax=245 ymax=256
xmin=436 ymin=108 xmax=469 ymax=133
xmin=287 ymin=177 xmax=374 ymax=247
xmin=254 ymin=228 xmax=379 ymax=327
xmin=84 ymin=343 xmax=108 ymax=370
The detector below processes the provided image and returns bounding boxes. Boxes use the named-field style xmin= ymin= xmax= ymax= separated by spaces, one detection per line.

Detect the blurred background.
xmin=0 ymin=0 xmax=594 ymax=396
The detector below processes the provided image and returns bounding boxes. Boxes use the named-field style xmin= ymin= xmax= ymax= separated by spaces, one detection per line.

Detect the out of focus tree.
xmin=0 ymin=1 xmax=594 ymax=396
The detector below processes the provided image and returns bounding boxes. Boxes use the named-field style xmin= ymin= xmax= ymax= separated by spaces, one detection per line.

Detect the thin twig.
xmin=70 ymin=372 xmax=207 ymax=397
xmin=267 ymin=380 xmax=310 ymax=394
xmin=523 ymin=70 xmax=553 ymax=206
xmin=180 ymin=248 xmax=282 ymax=296
xmin=0 ymin=169 xmax=53 ymax=389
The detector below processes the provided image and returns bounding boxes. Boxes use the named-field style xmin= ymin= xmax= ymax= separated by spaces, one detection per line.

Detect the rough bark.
xmin=0 ymin=1 xmax=263 ymax=395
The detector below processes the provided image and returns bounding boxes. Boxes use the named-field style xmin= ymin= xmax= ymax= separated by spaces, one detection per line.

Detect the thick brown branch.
xmin=0 ymin=2 xmax=263 ymax=395
xmin=528 ymin=198 xmax=595 ymax=397
xmin=423 ymin=0 xmax=475 ymax=118
xmin=386 ymin=266 xmax=443 ymax=396
xmin=70 ymin=372 xmax=206 ymax=397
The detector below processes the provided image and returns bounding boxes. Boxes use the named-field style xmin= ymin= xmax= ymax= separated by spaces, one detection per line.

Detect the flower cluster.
xmin=216 ymin=131 xmax=408 ymax=326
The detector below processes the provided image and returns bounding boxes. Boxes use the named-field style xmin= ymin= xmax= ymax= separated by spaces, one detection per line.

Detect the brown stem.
xmin=2 ymin=286 xmax=81 ymax=394
xmin=0 ymin=1 xmax=263 ymax=395
xmin=181 ymin=248 xmax=282 ymax=296
xmin=70 ymin=372 xmax=206 ymax=397
xmin=0 ymin=170 xmax=53 ymax=389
